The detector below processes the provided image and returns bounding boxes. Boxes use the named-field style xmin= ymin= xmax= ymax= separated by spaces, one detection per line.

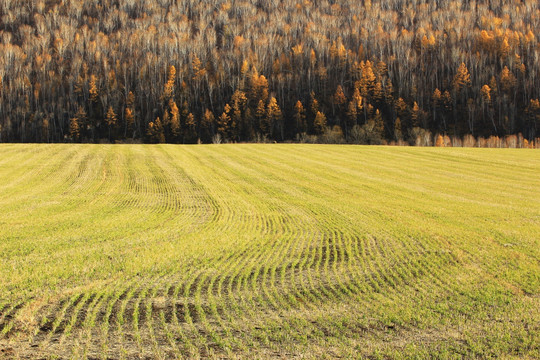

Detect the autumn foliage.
xmin=0 ymin=0 xmax=538 ymax=145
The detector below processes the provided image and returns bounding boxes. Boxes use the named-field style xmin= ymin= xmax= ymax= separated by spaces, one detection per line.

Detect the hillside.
xmin=0 ymin=0 xmax=539 ymax=144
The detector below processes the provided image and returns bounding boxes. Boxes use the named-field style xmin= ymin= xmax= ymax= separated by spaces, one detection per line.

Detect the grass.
xmin=0 ymin=144 xmax=538 ymax=359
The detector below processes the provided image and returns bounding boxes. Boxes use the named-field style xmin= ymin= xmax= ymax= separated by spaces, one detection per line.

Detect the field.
xmin=0 ymin=144 xmax=539 ymax=359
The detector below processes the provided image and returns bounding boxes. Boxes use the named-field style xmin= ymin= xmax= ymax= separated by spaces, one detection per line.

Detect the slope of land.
xmin=1 ymin=0 xmax=540 ymax=143
xmin=0 ymin=144 xmax=539 ymax=359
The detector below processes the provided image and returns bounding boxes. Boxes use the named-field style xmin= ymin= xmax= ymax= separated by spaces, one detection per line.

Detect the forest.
xmin=0 ymin=0 xmax=539 ymax=145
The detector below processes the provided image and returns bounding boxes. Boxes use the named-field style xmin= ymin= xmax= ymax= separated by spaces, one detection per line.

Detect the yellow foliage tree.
xmin=169 ymin=99 xmax=180 ymax=138
xmin=314 ymin=111 xmax=327 ymax=134
xmin=293 ymin=100 xmax=307 ymax=133
xmin=453 ymin=62 xmax=471 ymax=93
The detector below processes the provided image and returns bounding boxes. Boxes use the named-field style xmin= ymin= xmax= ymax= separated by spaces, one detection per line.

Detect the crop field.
xmin=0 ymin=144 xmax=539 ymax=359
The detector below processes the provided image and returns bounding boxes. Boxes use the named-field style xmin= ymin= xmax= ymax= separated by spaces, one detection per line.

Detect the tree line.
xmin=0 ymin=0 xmax=539 ymax=145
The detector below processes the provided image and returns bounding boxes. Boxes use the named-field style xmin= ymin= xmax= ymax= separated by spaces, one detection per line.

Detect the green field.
xmin=0 ymin=144 xmax=539 ymax=359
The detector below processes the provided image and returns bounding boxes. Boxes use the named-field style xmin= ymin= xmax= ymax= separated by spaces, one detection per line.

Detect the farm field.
xmin=0 ymin=144 xmax=539 ymax=359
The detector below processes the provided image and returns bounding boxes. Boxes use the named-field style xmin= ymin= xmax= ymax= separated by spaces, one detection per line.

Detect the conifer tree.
xmin=218 ymin=104 xmax=232 ymax=139
xmin=266 ymin=97 xmax=282 ymax=138
xmin=293 ymin=100 xmax=307 ymax=134
xmin=163 ymin=65 xmax=176 ymax=102
xmin=169 ymin=99 xmax=180 ymax=140
xmin=314 ymin=111 xmax=327 ymax=134
xmin=255 ymin=100 xmax=266 ymax=135
xmin=105 ymin=106 xmax=117 ymax=141
xmin=70 ymin=116 xmax=80 ymax=141
xmin=394 ymin=118 xmax=402 ymax=141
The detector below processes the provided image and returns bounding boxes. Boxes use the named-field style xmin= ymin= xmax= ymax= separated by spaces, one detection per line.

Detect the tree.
xmin=163 ymin=65 xmax=176 ymax=101
xmin=310 ymin=91 xmax=320 ymax=116
xmin=394 ymin=118 xmax=402 ymax=141
xmin=453 ymin=63 xmax=471 ymax=93
xmin=89 ymin=75 xmax=99 ymax=103
xmin=147 ymin=117 xmax=165 ymax=143
xmin=346 ymin=99 xmax=358 ymax=126
xmin=395 ymin=98 xmax=409 ymax=129
xmin=432 ymin=89 xmax=442 ymax=129
xmin=169 ymin=99 xmax=180 ymax=140
xmin=411 ymin=102 xmax=421 ymax=128
xmin=201 ymin=109 xmax=215 ymax=141
xmin=185 ymin=112 xmax=197 ymax=142
xmin=333 ymin=85 xmax=347 ymax=108
xmin=525 ymin=99 xmax=540 ymax=139
xmin=231 ymin=90 xmax=248 ymax=139
xmin=255 ymin=100 xmax=266 ymax=135
xmin=436 ymin=134 xmax=444 ymax=147
xmin=500 ymin=67 xmax=517 ymax=95
xmin=250 ymin=72 xmax=269 ymax=104
xmin=217 ymin=104 xmax=232 ymax=139
xmin=314 ymin=111 xmax=327 ymax=134
xmin=105 ymin=106 xmax=117 ymax=141
xmin=266 ymin=97 xmax=282 ymax=138
xmin=480 ymin=84 xmax=496 ymax=133
xmin=359 ymin=60 xmax=376 ymax=99
xmin=69 ymin=106 xmax=87 ymax=141
xmin=293 ymin=100 xmax=307 ymax=134
xmin=125 ymin=91 xmax=135 ymax=138
xmin=372 ymin=109 xmax=384 ymax=140
xmin=88 ymin=75 xmax=100 ymax=140
xmin=70 ymin=116 xmax=80 ymax=141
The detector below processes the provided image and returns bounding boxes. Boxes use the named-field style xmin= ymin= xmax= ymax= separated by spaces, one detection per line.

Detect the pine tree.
xmin=443 ymin=91 xmax=453 ymax=112
xmin=525 ymin=99 xmax=540 ymax=137
xmin=372 ymin=81 xmax=383 ymax=103
xmin=250 ymin=71 xmax=269 ymax=104
xmin=106 ymin=106 xmax=117 ymax=127
xmin=105 ymin=106 xmax=117 ymax=141
xmin=293 ymin=100 xmax=307 ymax=133
xmin=192 ymin=56 xmax=207 ymax=81
xmin=394 ymin=118 xmax=402 ymax=141
xmin=395 ymin=98 xmax=409 ymax=128
xmin=231 ymin=90 xmax=247 ymax=138
xmin=480 ymin=85 xmax=492 ymax=131
xmin=266 ymin=97 xmax=282 ymax=137
xmin=411 ymin=102 xmax=420 ymax=128
xmin=352 ymin=87 xmax=363 ymax=109
xmin=453 ymin=63 xmax=471 ymax=92
xmin=432 ymin=88 xmax=442 ymax=128
xmin=163 ymin=65 xmax=176 ymax=101
xmin=217 ymin=104 xmax=231 ymax=138
xmin=359 ymin=60 xmax=376 ymax=99
xmin=88 ymin=75 xmax=100 ymax=141
xmin=333 ymin=85 xmax=347 ymax=107
xmin=89 ymin=75 xmax=99 ymax=103
xmin=169 ymin=99 xmax=180 ymax=139
xmin=201 ymin=109 xmax=215 ymax=141
xmin=185 ymin=112 xmax=196 ymax=142
xmin=70 ymin=116 xmax=80 ymax=141
xmin=255 ymin=99 xmax=266 ymax=134
xmin=346 ymin=100 xmax=358 ymax=128
xmin=314 ymin=111 xmax=327 ymax=134
xmin=436 ymin=134 xmax=445 ymax=147
xmin=310 ymin=91 xmax=320 ymax=116
xmin=384 ymin=78 xmax=394 ymax=104
xmin=125 ymin=91 xmax=135 ymax=138
xmin=147 ymin=117 xmax=165 ymax=143
xmin=500 ymin=66 xmax=517 ymax=95
xmin=333 ymin=85 xmax=347 ymax=127
xmin=125 ymin=108 xmax=134 ymax=137
xmin=74 ymin=106 xmax=87 ymax=134
xmin=373 ymin=109 xmax=384 ymax=139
